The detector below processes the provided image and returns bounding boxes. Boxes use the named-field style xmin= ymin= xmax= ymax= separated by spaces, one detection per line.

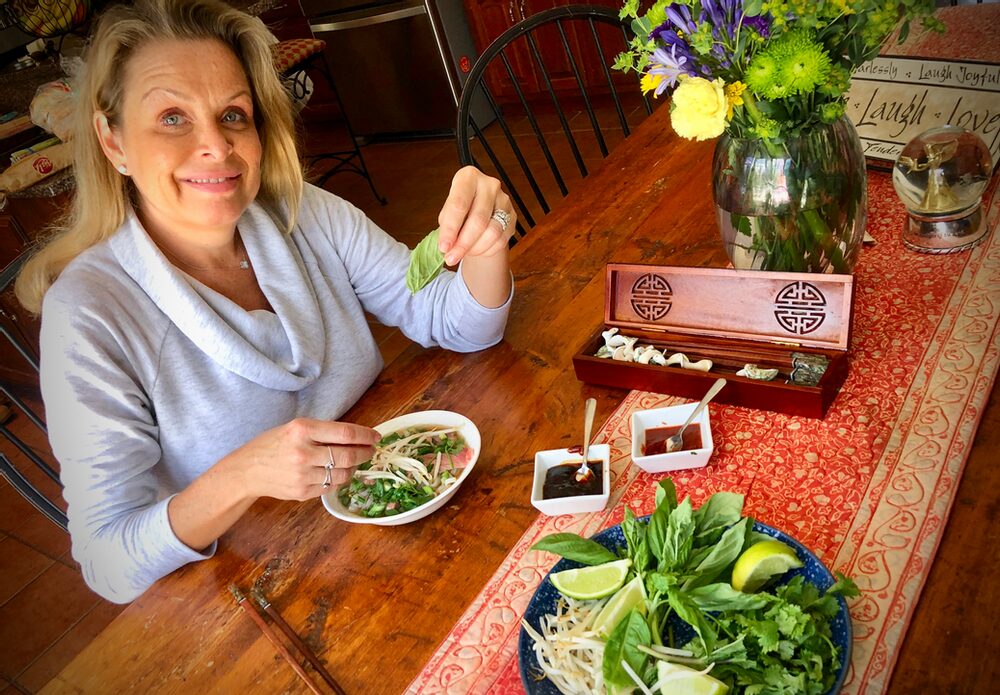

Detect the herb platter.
xmin=519 ymin=482 xmax=854 ymax=695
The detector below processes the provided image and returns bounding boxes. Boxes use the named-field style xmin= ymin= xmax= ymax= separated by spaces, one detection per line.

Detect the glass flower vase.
xmin=713 ymin=116 xmax=867 ymax=274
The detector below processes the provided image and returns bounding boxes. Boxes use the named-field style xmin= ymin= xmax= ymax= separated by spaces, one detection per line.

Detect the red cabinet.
xmin=463 ymin=0 xmax=630 ymax=100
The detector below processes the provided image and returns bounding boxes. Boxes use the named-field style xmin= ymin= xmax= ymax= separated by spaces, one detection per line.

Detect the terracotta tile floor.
xmin=0 ymin=93 xmax=648 ymax=691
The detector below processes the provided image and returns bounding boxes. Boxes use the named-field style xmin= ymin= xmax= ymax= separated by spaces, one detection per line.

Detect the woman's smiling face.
xmin=96 ymin=37 xmax=263 ymax=245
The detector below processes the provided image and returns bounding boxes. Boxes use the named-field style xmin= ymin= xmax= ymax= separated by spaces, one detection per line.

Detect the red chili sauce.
xmin=642 ymin=425 xmax=703 ymax=456
xmin=542 ymin=462 xmax=604 ymax=499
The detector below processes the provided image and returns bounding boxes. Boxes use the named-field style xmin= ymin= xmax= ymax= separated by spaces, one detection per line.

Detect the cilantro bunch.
xmin=532 ymin=480 xmax=859 ymax=694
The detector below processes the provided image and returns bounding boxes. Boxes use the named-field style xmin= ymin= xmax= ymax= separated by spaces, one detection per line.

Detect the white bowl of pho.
xmin=322 ymin=410 xmax=481 ymax=526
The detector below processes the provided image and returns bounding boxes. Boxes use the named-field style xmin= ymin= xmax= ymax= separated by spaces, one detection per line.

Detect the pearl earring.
xmin=117 ymin=164 xmax=128 ymax=175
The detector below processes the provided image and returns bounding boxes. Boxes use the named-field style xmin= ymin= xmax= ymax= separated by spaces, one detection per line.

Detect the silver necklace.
xmin=162 ymin=235 xmax=250 ymax=272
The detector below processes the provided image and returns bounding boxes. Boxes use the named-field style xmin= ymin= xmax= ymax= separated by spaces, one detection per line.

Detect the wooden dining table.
xmin=42 ymin=101 xmax=997 ymax=694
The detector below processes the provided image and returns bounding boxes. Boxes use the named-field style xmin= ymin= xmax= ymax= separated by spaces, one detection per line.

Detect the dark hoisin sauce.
xmin=542 ymin=462 xmax=603 ymax=499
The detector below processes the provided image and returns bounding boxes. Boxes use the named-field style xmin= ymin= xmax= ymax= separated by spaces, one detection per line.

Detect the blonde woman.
xmin=15 ymin=0 xmax=515 ymax=603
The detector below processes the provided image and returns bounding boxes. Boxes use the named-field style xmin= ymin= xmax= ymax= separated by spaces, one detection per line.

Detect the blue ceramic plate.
xmin=518 ymin=520 xmax=851 ymax=694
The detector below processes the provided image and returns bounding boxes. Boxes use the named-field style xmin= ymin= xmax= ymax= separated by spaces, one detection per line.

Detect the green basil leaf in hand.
xmin=530 ymin=533 xmax=618 ymax=565
xmin=405 ymin=228 xmax=446 ymax=294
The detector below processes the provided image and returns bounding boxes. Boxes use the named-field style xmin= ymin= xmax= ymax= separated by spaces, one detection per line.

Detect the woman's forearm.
xmin=460 ymin=246 xmax=511 ymax=309
xmin=166 ymin=455 xmax=256 ymax=551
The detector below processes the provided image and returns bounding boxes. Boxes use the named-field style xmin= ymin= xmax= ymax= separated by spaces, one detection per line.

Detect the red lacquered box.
xmin=572 ymin=264 xmax=855 ymax=418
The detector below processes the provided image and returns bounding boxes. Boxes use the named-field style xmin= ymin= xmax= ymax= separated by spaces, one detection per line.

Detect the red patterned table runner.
xmin=407 ymin=174 xmax=1000 ymax=694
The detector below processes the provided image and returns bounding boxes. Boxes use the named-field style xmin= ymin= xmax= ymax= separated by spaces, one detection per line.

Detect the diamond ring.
xmin=322 ymin=447 xmax=334 ymax=489
xmin=490 ymin=208 xmax=512 ymax=233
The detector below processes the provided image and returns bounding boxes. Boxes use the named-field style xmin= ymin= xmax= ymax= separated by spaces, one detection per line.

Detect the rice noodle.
xmin=341 ymin=425 xmax=468 ymax=515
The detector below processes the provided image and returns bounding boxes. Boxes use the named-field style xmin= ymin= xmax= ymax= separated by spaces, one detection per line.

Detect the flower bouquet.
xmin=614 ymin=0 xmax=942 ymax=273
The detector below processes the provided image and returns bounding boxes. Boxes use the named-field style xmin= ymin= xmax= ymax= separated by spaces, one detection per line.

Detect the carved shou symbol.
xmin=630 ymin=274 xmax=673 ymax=321
xmin=773 ymin=281 xmax=827 ymax=335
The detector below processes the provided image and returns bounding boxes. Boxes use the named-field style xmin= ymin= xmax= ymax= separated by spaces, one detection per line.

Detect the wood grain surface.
xmin=41 ymin=105 xmax=997 ymax=694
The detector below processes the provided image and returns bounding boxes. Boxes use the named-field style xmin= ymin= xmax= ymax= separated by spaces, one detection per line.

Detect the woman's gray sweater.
xmin=39 ymin=184 xmax=511 ymax=603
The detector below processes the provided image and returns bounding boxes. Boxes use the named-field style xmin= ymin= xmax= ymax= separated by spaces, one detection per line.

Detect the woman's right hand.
xmin=227 ymin=418 xmax=380 ymax=501
xmin=168 ymin=419 xmax=379 ymax=552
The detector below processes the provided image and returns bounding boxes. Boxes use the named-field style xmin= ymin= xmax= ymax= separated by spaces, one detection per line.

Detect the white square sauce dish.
xmin=531 ymin=444 xmax=610 ymax=516
xmin=631 ymin=403 xmax=715 ymax=473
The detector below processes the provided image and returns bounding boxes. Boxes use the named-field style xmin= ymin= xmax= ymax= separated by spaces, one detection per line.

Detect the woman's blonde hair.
xmin=15 ymin=0 xmax=303 ymax=314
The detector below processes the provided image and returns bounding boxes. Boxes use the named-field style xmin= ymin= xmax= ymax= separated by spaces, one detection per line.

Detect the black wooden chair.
xmin=456 ymin=5 xmax=653 ymax=244
xmin=0 ymin=248 xmax=67 ymax=531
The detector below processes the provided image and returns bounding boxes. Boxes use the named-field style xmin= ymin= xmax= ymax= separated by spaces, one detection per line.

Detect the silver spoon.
xmin=665 ymin=378 xmax=727 ymax=453
xmin=576 ymin=397 xmax=597 ymax=483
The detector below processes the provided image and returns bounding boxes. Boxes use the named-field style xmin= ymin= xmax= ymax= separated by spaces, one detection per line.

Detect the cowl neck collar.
xmin=108 ymin=203 xmax=325 ymax=391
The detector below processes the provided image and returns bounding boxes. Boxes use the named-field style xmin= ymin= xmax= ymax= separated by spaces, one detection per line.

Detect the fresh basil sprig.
xmin=530 ymin=533 xmax=618 ymax=566
xmin=405 ymin=228 xmax=446 ymax=294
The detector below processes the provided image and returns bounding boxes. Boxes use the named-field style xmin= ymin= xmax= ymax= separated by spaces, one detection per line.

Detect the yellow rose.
xmin=670 ymin=76 xmax=728 ymax=141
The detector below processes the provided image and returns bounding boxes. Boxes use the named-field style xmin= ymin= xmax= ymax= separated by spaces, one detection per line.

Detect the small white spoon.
xmin=576 ymin=398 xmax=597 ymax=483
xmin=665 ymin=378 xmax=727 ymax=453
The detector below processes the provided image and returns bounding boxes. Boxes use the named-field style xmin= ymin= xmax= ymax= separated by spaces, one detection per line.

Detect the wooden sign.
xmin=846 ymin=56 xmax=1000 ymax=170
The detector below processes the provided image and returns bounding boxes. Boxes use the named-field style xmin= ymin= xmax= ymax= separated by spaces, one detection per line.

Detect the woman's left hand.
xmin=436 ymin=166 xmax=516 ymax=266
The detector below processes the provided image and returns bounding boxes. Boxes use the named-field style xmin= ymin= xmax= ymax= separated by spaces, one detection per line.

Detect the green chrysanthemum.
xmin=774 ymin=32 xmax=832 ymax=95
xmin=745 ymin=54 xmax=780 ymax=97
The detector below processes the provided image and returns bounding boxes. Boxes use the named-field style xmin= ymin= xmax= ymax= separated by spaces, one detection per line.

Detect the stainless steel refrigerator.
xmin=305 ymin=0 xmax=492 ymax=139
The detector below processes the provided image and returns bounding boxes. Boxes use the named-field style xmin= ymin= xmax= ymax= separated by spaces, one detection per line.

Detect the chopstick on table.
xmin=228 ymin=584 xmax=326 ymax=695
xmin=252 ymin=588 xmax=347 ymax=695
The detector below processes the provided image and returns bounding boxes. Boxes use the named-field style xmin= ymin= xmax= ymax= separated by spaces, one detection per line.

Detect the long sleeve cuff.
xmin=76 ymin=495 xmax=215 ymax=604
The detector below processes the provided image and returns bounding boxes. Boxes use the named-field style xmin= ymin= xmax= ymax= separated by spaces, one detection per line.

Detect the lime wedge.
xmin=656 ymin=661 xmax=729 ymax=695
xmin=731 ymin=539 xmax=803 ymax=593
xmin=549 ymin=559 xmax=631 ymax=600
xmin=592 ymin=575 xmax=647 ymax=637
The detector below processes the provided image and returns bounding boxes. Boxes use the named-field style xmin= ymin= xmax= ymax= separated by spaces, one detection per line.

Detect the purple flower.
xmin=700 ymin=0 xmax=748 ymax=42
xmin=743 ymin=14 xmax=772 ymax=39
xmin=711 ymin=43 xmax=732 ymax=69
xmin=650 ymin=24 xmax=688 ymax=50
xmin=701 ymin=0 xmax=726 ymax=29
xmin=648 ymin=45 xmax=700 ymax=94
xmin=665 ymin=4 xmax=698 ymax=35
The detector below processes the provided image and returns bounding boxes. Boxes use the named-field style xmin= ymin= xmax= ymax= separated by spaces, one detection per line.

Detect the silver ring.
xmin=490 ymin=208 xmax=512 ymax=233
xmin=322 ymin=446 xmax=334 ymax=489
